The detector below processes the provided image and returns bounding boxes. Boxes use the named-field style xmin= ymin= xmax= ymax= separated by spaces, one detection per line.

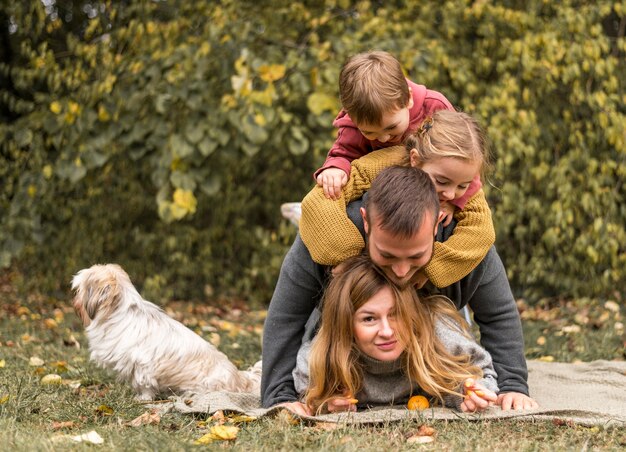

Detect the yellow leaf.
xmin=44 ymin=318 xmax=58 ymax=329
xmin=173 ymin=189 xmax=197 ymax=215
xmin=95 ymin=404 xmax=114 ymax=416
xmin=0 ymin=394 xmax=9 ymax=404
xmin=27 ymin=185 xmax=37 ymax=198
xmin=0 ymin=359 xmax=5 ymax=368
xmin=307 ymin=92 xmax=337 ymax=115
xmin=41 ymin=374 xmax=62 ymax=385
xmin=50 ymin=101 xmax=62 ymax=114
xmin=98 ymin=105 xmax=111 ymax=122
xmin=43 ymin=165 xmax=53 ymax=179
xmin=194 ymin=425 xmax=239 ymax=444
xmin=29 ymin=357 xmax=45 ymax=366
xmin=258 ymin=64 xmax=286 ymax=82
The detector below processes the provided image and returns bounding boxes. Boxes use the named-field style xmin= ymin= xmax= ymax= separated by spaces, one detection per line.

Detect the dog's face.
xmin=71 ymin=264 xmax=130 ymax=327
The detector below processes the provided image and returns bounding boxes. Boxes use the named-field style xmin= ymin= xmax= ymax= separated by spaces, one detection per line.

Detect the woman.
xmin=288 ymin=255 xmax=498 ymax=415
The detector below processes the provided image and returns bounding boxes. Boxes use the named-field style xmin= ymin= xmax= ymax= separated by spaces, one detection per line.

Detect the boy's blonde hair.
xmin=405 ymin=110 xmax=491 ymax=176
xmin=305 ymin=255 xmax=480 ymax=414
xmin=339 ymin=50 xmax=410 ymax=126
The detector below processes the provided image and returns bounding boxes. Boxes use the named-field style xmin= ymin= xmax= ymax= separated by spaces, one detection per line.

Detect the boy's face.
xmin=356 ymin=96 xmax=414 ymax=144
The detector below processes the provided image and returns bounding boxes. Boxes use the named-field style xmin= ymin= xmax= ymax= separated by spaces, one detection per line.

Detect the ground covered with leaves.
xmin=0 ymin=270 xmax=624 ymax=450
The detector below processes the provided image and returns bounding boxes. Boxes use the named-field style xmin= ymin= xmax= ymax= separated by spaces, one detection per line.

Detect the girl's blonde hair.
xmin=404 ymin=110 xmax=491 ymax=177
xmin=305 ymin=255 xmax=481 ymax=414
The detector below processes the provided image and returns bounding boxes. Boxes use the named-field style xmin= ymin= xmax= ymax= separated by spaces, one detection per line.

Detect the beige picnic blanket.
xmin=167 ymin=360 xmax=626 ymax=426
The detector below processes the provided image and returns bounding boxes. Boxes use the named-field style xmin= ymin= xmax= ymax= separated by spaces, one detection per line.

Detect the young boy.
xmin=315 ymin=50 xmax=479 ymax=203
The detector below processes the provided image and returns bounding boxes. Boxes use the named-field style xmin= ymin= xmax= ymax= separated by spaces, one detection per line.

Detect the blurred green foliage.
xmin=1 ymin=0 xmax=624 ymax=303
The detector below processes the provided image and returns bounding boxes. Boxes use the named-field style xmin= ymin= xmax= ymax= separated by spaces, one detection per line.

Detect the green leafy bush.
xmin=1 ymin=1 xmax=624 ymax=302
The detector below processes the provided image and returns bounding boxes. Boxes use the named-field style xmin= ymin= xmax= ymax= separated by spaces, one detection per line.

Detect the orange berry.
xmin=407 ymin=395 xmax=430 ymax=410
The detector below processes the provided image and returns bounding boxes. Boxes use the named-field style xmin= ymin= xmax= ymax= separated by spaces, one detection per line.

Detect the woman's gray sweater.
xmin=293 ymin=310 xmax=498 ymax=410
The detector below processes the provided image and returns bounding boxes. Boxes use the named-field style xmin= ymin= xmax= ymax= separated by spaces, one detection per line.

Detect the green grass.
xmin=0 ymin=274 xmax=624 ymax=451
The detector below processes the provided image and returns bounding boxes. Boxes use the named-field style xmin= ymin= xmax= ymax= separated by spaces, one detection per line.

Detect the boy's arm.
xmin=302 ymin=146 xmax=407 ymax=265
xmin=313 ymin=122 xmax=371 ymax=179
xmin=424 ymin=189 xmax=495 ymax=288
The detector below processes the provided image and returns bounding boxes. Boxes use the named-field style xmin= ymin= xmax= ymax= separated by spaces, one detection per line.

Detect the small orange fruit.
xmin=407 ymin=395 xmax=430 ymax=410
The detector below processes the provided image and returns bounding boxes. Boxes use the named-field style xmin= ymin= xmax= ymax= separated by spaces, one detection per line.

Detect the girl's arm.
xmin=300 ymin=146 xmax=407 ymax=265
xmin=424 ymin=189 xmax=495 ymax=288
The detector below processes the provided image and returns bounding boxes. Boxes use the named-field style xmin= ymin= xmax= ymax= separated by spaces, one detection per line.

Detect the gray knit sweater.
xmin=293 ymin=310 xmax=498 ymax=410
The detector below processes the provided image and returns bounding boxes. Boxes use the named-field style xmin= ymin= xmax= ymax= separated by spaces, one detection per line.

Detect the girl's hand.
xmin=326 ymin=395 xmax=358 ymax=413
xmin=439 ymin=202 xmax=456 ymax=227
xmin=460 ymin=378 xmax=497 ymax=413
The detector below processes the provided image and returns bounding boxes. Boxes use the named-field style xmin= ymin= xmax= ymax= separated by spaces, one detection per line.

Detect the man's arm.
xmin=260 ymin=234 xmax=327 ymax=407
xmin=458 ymin=246 xmax=529 ymax=395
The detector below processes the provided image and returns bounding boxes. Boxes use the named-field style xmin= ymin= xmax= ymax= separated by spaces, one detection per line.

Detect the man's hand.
xmin=496 ymin=392 xmax=539 ymax=411
xmin=439 ymin=201 xmax=456 ymax=227
xmin=316 ymin=168 xmax=348 ymax=200
xmin=277 ymin=401 xmax=313 ymax=417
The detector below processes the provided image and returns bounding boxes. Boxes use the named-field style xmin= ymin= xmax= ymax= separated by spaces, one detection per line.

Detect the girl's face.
xmin=410 ymin=151 xmax=481 ymax=204
xmin=353 ymin=286 xmax=405 ymax=362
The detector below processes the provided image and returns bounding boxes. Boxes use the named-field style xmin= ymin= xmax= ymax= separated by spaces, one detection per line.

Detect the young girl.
xmin=291 ymin=255 xmax=498 ymax=415
xmin=300 ymin=110 xmax=494 ymax=288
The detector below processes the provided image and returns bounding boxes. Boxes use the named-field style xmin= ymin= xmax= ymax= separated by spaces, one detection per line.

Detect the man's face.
xmin=361 ymin=208 xmax=437 ymax=288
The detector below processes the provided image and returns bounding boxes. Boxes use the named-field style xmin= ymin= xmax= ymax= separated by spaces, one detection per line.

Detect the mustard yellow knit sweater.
xmin=300 ymin=146 xmax=495 ymax=288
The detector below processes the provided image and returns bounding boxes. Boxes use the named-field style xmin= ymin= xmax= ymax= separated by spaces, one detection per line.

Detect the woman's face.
xmin=353 ymin=286 xmax=405 ymax=362
xmin=410 ymin=151 xmax=481 ymax=205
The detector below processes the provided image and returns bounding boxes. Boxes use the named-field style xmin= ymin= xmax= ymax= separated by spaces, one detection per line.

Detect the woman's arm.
xmin=300 ymin=146 xmax=407 ymax=265
xmin=424 ymin=189 xmax=495 ymax=288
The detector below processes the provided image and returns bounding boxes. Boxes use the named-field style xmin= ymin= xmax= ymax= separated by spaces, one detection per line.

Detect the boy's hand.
xmin=460 ymin=378 xmax=497 ymax=413
xmin=316 ymin=168 xmax=348 ymax=200
xmin=440 ymin=201 xmax=456 ymax=227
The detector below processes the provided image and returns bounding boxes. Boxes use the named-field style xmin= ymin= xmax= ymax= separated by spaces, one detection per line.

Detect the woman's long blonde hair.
xmin=305 ymin=255 xmax=480 ymax=414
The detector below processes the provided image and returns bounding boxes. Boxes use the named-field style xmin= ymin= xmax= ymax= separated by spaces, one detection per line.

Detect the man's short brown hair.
xmin=339 ymin=51 xmax=410 ymax=126
xmin=364 ymin=166 xmax=440 ymax=239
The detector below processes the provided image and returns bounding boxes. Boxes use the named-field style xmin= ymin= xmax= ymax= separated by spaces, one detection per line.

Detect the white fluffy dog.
xmin=71 ymin=263 xmax=261 ymax=400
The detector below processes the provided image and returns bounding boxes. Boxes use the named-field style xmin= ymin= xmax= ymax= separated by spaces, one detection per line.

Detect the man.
xmin=261 ymin=166 xmax=537 ymax=414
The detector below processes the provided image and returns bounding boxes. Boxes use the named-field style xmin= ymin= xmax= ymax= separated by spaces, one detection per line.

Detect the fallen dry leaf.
xmin=69 ymin=430 xmax=104 ymax=444
xmin=41 ymin=374 xmax=62 ymax=385
xmin=43 ymin=318 xmax=58 ymax=329
xmin=276 ymin=409 xmax=300 ymax=425
xmin=313 ymin=422 xmax=339 ymax=431
xmin=227 ymin=414 xmax=257 ymax=423
xmin=0 ymin=394 xmax=9 ymax=404
xmin=407 ymin=435 xmax=435 ymax=444
xmin=417 ymin=425 xmax=436 ymax=436
xmin=211 ymin=410 xmax=225 ymax=423
xmin=0 ymin=359 xmax=5 ymax=368
xmin=194 ymin=425 xmax=239 ymax=444
xmin=126 ymin=409 xmax=161 ymax=427
xmin=29 ymin=356 xmax=45 ymax=366
xmin=95 ymin=404 xmax=114 ymax=416
xmin=51 ymin=421 xmax=76 ymax=430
